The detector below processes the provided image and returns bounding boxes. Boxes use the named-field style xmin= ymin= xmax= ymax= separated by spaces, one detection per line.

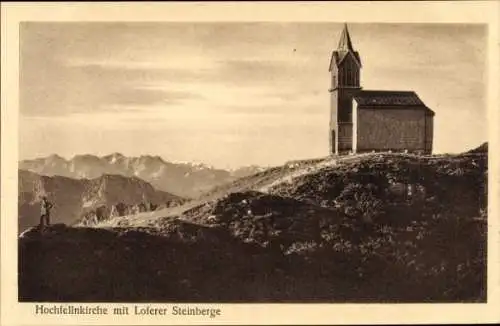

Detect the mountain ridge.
xmin=19 ymin=154 xmax=267 ymax=198
xmin=18 ymin=170 xmax=183 ymax=232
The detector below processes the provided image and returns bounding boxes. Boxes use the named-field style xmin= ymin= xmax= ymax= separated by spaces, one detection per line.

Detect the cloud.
xmin=106 ymin=87 xmax=203 ymax=106
xmin=64 ymin=57 xmax=220 ymax=72
xmin=20 ymin=57 xmax=208 ymax=116
xmin=20 ymin=23 xmax=322 ymax=117
xmin=213 ymin=58 xmax=318 ymax=88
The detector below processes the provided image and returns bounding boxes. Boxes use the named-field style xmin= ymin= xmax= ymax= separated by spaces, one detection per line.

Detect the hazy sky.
xmin=19 ymin=23 xmax=487 ymax=168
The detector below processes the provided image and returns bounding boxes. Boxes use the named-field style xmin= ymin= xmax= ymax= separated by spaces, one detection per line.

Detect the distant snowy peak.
xmin=102 ymin=152 xmax=126 ymax=164
xmin=46 ymin=153 xmax=66 ymax=161
xmin=170 ymin=160 xmax=217 ymax=171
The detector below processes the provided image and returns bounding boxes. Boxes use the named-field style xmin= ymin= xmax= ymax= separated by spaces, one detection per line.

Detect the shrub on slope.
xmin=269 ymin=153 xmax=487 ymax=223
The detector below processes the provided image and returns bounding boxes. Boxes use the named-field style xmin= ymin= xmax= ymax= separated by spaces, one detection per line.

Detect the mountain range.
xmin=19 ymin=153 xmax=266 ymax=198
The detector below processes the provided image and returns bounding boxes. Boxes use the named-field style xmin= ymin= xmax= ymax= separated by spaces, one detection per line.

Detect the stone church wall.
xmin=425 ymin=114 xmax=434 ymax=154
xmin=338 ymin=123 xmax=353 ymax=152
xmin=355 ymin=107 xmax=428 ymax=152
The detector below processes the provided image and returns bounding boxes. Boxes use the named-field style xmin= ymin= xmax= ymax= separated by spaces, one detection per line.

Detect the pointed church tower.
xmin=329 ymin=24 xmax=362 ymax=154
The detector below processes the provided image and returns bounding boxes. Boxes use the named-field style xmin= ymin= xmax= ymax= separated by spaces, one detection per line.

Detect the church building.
xmin=329 ymin=24 xmax=435 ymax=155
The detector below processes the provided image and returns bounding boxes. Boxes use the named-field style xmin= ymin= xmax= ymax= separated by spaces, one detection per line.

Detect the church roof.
xmin=353 ymin=90 xmax=435 ymax=115
xmin=329 ymin=51 xmax=362 ymax=70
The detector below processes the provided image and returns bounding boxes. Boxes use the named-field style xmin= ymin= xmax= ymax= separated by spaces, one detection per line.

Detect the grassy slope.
xmin=19 ymin=151 xmax=487 ymax=302
xmin=96 ymin=153 xmax=382 ymax=228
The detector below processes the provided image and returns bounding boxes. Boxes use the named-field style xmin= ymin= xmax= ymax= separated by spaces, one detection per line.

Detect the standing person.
xmin=40 ymin=196 xmax=54 ymax=227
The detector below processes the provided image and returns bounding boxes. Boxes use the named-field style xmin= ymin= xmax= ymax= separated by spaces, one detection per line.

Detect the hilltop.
xmin=19 ymin=146 xmax=487 ymax=302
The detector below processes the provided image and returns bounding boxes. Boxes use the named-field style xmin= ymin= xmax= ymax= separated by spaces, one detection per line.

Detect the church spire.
xmin=328 ymin=23 xmax=361 ymax=71
xmin=337 ymin=23 xmax=354 ymax=52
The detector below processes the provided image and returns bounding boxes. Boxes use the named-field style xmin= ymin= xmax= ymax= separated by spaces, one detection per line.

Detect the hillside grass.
xmin=19 ymin=151 xmax=487 ymax=302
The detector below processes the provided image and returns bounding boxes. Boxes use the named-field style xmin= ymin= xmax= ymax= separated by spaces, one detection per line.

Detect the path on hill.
xmin=257 ymin=153 xmax=375 ymax=192
xmin=95 ymin=152 xmax=410 ymax=228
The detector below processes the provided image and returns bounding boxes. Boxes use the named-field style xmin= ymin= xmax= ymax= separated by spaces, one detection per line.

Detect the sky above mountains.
xmin=20 ymin=22 xmax=486 ymax=168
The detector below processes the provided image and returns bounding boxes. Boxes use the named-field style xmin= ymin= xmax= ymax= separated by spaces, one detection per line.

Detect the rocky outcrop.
xmin=78 ymin=201 xmax=163 ymax=226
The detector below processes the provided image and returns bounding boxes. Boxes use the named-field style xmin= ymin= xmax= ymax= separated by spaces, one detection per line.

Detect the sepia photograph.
xmin=16 ymin=20 xmax=488 ymax=303
xmin=2 ymin=2 xmax=499 ymax=325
